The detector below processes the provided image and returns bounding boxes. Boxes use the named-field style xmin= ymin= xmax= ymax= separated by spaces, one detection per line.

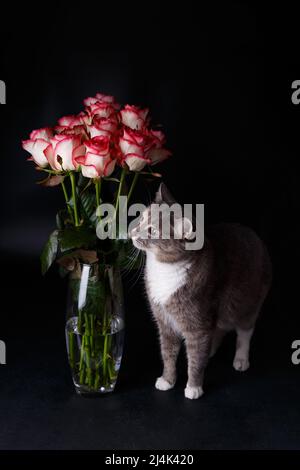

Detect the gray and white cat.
xmin=130 ymin=184 xmax=272 ymax=399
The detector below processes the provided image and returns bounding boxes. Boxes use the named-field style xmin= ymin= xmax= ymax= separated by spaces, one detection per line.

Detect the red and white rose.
xmin=22 ymin=127 xmax=53 ymax=167
xmin=88 ymin=102 xmax=118 ymax=121
xmin=145 ymin=129 xmax=172 ymax=165
xmin=119 ymin=128 xmax=171 ymax=171
xmin=120 ymin=105 xmax=149 ymax=131
xmin=87 ymin=117 xmax=118 ymax=139
xmin=44 ymin=135 xmax=85 ymax=171
xmin=83 ymin=93 xmax=119 ymax=109
xmin=76 ymin=136 xmax=116 ymax=179
xmin=119 ymin=129 xmax=150 ymax=171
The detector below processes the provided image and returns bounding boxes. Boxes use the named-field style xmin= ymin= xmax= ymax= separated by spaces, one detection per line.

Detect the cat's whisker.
xmin=127 ymin=253 xmax=145 ymax=290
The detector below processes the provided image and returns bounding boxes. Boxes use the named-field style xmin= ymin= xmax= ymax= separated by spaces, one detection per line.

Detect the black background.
xmin=0 ymin=2 xmax=300 ymax=450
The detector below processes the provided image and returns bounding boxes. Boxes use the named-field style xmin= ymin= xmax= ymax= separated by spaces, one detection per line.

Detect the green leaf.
xmin=58 ymin=226 xmax=96 ymax=252
xmin=79 ymin=190 xmax=96 ymax=225
xmin=103 ymin=177 xmax=120 ymax=183
xmin=56 ymin=210 xmax=66 ymax=230
xmin=37 ymin=174 xmax=65 ymax=187
xmin=40 ymin=230 xmax=59 ymax=275
xmin=77 ymin=173 xmax=90 ymax=189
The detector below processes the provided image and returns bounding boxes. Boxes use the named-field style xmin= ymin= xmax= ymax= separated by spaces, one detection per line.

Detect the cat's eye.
xmin=148 ymin=226 xmax=158 ymax=237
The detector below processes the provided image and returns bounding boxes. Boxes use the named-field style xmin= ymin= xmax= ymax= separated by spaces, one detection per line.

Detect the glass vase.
xmin=65 ymin=262 xmax=125 ymax=395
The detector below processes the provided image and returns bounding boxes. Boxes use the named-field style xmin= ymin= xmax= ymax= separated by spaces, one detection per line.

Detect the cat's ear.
xmin=174 ymin=217 xmax=194 ymax=240
xmin=155 ymin=183 xmax=176 ymax=205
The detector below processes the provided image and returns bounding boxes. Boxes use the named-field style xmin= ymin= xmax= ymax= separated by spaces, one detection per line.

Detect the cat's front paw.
xmin=233 ymin=357 xmax=250 ymax=371
xmin=155 ymin=376 xmax=174 ymax=391
xmin=184 ymin=385 xmax=204 ymax=400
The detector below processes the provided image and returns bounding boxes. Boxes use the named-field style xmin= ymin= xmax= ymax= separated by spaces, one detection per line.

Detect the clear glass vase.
xmin=65 ymin=263 xmax=125 ymax=395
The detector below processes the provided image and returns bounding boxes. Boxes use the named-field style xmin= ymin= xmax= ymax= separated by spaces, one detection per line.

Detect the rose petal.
xmin=80 ymin=163 xmax=99 ymax=179
xmin=30 ymin=127 xmax=53 ymax=141
xmin=124 ymin=154 xmax=150 ymax=171
xmin=103 ymin=158 xmax=116 ymax=176
xmin=147 ymin=148 xmax=172 ymax=164
xmin=119 ymin=137 xmax=144 ymax=156
xmin=44 ymin=144 xmax=59 ymax=171
xmin=22 ymin=139 xmax=49 ymax=167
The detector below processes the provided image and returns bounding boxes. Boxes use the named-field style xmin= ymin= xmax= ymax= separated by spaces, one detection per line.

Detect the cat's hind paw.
xmin=233 ymin=357 xmax=250 ymax=371
xmin=155 ymin=377 xmax=174 ymax=391
xmin=184 ymin=385 xmax=204 ymax=400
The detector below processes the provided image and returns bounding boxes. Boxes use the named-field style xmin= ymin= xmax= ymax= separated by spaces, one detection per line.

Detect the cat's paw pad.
xmin=155 ymin=377 xmax=174 ymax=391
xmin=184 ymin=385 xmax=204 ymax=400
xmin=233 ymin=357 xmax=250 ymax=371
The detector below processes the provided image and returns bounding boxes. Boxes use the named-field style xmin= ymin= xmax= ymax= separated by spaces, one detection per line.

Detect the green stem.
xmin=68 ymin=332 xmax=75 ymax=370
xmin=103 ymin=333 xmax=108 ymax=385
xmin=114 ymin=168 xmax=126 ymax=216
xmin=61 ymin=180 xmax=74 ymax=223
xmin=95 ymin=178 xmax=102 ymax=221
xmin=113 ymin=168 xmax=127 ymax=238
xmin=41 ymin=168 xmax=63 ymax=175
xmin=70 ymin=172 xmax=80 ymax=227
xmin=79 ymin=336 xmax=86 ymax=384
xmin=84 ymin=334 xmax=92 ymax=387
xmin=61 ymin=179 xmax=68 ymax=202
xmin=127 ymin=172 xmax=139 ymax=204
xmin=102 ymin=301 xmax=109 ymax=386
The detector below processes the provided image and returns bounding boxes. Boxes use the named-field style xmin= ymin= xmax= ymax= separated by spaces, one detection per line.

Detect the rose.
xmin=119 ymin=128 xmax=171 ymax=171
xmin=87 ymin=117 xmax=118 ymax=139
xmin=44 ymin=135 xmax=85 ymax=171
xmin=83 ymin=93 xmax=119 ymax=109
xmin=145 ymin=129 xmax=172 ymax=165
xmin=87 ymin=102 xmax=118 ymax=121
xmin=120 ymin=104 xmax=149 ymax=131
xmin=54 ymin=124 xmax=89 ymax=143
xmin=54 ymin=112 xmax=90 ymax=140
xmin=84 ymin=94 xmax=120 ymax=124
xmin=119 ymin=129 xmax=151 ymax=171
xmin=29 ymin=127 xmax=53 ymax=141
xmin=57 ymin=113 xmax=86 ymax=128
xmin=76 ymin=136 xmax=116 ymax=178
xmin=22 ymin=127 xmax=53 ymax=167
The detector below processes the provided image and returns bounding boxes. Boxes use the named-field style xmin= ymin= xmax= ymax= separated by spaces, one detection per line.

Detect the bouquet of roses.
xmin=22 ymin=93 xmax=170 ymax=271
xmin=22 ymin=93 xmax=170 ymax=394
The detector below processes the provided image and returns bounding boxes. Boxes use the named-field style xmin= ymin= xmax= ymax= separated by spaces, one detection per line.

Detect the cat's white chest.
xmin=145 ymin=252 xmax=191 ymax=306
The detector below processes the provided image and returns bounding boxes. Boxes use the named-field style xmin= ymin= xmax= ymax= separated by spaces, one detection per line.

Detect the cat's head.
xmin=129 ymin=183 xmax=194 ymax=261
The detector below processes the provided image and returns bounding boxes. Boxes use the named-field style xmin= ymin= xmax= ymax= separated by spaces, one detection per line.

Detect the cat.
xmin=130 ymin=183 xmax=272 ymax=399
